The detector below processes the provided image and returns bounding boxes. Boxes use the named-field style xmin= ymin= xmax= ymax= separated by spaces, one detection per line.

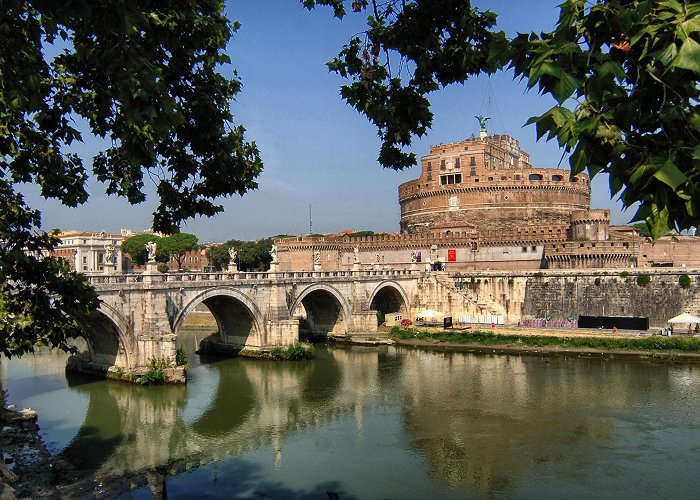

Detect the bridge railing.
xmin=84 ymin=268 xmax=420 ymax=285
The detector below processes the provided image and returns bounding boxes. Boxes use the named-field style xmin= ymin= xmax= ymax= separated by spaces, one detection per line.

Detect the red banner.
xmin=447 ymin=249 xmax=456 ymax=262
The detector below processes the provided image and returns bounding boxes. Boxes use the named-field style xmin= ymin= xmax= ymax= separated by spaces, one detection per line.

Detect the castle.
xmin=275 ymin=124 xmax=700 ymax=272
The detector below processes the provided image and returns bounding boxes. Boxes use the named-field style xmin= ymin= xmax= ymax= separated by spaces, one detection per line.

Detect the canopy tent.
xmin=667 ymin=313 xmax=700 ymax=324
xmin=415 ymin=309 xmax=445 ymax=321
xmin=667 ymin=312 xmax=700 ymax=335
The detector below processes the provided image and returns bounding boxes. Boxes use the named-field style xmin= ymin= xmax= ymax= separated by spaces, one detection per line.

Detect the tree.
xmin=1 ymin=1 xmax=261 ymax=356
xmin=308 ymin=0 xmax=699 ymax=237
xmin=304 ymin=0 xmax=508 ymax=169
xmin=120 ymin=234 xmax=165 ymax=266
xmin=510 ymin=0 xmax=700 ymax=238
xmin=206 ymin=238 xmax=274 ymax=271
xmin=206 ymin=241 xmax=237 ymax=271
xmin=160 ymin=233 xmax=199 ymax=270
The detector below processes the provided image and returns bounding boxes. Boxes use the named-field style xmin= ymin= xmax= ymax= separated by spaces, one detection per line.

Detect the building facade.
xmin=54 ymin=229 xmax=134 ymax=273
xmin=275 ymin=130 xmax=699 ymax=272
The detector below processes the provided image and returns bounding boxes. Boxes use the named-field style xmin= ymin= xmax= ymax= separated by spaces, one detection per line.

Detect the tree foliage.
xmin=120 ymin=234 xmax=165 ymax=266
xmin=159 ymin=233 xmax=199 ymax=269
xmin=304 ymin=0 xmax=509 ymax=169
xmin=1 ymin=1 xmax=262 ymax=356
xmin=207 ymin=238 xmax=274 ymax=272
xmin=0 ymin=199 xmax=100 ymax=357
xmin=509 ymin=0 xmax=699 ymax=238
xmin=308 ymin=0 xmax=699 ymax=237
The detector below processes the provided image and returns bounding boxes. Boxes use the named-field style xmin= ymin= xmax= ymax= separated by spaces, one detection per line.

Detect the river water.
xmin=3 ymin=336 xmax=700 ymax=498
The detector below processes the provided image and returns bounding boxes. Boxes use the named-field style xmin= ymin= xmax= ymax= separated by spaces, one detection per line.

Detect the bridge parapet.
xmin=86 ymin=268 xmax=421 ymax=285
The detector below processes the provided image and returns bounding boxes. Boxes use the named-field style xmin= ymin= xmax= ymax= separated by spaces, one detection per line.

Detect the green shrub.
xmin=636 ymin=274 xmax=651 ymax=286
xmin=594 ymin=277 xmax=601 ymax=286
xmin=533 ymin=272 xmax=544 ymax=278
xmin=175 ymin=347 xmax=188 ymax=366
xmin=140 ymin=357 xmax=170 ymax=385
xmin=157 ymin=264 xmax=169 ymax=273
xmin=620 ymin=271 xmax=630 ymax=278
xmin=388 ymin=326 xmax=700 ymax=352
xmin=270 ymin=343 xmax=314 ymax=361
xmin=679 ymin=274 xmax=691 ymax=289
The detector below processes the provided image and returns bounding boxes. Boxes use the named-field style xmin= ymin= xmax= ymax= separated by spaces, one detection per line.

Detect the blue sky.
xmin=25 ymin=0 xmax=632 ymax=242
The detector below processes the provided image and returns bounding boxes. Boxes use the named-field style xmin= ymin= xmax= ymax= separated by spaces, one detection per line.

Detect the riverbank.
xmin=0 ymin=406 xmax=58 ymax=499
xmin=386 ymin=325 xmax=700 ymax=362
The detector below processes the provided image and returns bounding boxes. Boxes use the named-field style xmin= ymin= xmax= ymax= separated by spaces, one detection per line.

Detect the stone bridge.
xmin=78 ymin=268 xmax=429 ymax=376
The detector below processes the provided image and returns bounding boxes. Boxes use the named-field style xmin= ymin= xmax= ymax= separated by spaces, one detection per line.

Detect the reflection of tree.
xmin=397 ymin=352 xmax=675 ymax=495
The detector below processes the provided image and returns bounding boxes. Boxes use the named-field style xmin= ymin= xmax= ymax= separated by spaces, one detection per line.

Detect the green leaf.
xmin=671 ymin=38 xmax=700 ymax=72
xmin=552 ymin=71 xmax=579 ymax=103
xmin=652 ymin=159 xmax=687 ymax=190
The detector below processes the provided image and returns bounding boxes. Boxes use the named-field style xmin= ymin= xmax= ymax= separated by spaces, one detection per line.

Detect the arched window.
xmin=528 ymin=173 xmax=543 ymax=181
xmin=552 ymin=174 xmax=563 ymax=182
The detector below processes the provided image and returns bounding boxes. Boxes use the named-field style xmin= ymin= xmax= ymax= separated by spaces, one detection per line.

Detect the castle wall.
xmin=520 ymin=271 xmax=700 ymax=328
xmin=448 ymin=269 xmax=700 ymax=328
xmin=638 ymin=236 xmax=700 ymax=268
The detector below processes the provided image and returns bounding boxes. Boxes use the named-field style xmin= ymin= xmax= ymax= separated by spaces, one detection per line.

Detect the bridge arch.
xmin=77 ymin=303 xmax=132 ymax=368
xmin=174 ymin=287 xmax=265 ymax=348
xmin=291 ymin=283 xmax=353 ymax=336
xmin=368 ymin=281 xmax=411 ymax=324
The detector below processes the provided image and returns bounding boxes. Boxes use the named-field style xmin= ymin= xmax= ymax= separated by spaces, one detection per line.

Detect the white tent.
xmin=415 ymin=309 xmax=445 ymax=321
xmin=668 ymin=313 xmax=700 ymax=324
xmin=667 ymin=312 xmax=700 ymax=335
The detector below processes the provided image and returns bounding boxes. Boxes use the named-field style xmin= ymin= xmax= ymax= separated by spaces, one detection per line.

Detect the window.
xmin=427 ymin=161 xmax=432 ymax=171
xmin=529 ymin=173 xmax=543 ymax=181
xmin=469 ymin=156 xmax=476 ymax=166
xmin=440 ymin=159 xmax=446 ymax=170
xmin=514 ymin=174 xmax=521 ymax=180
xmin=454 ymin=158 xmax=460 ymax=168
xmin=522 ymin=247 xmax=527 ymax=252
xmin=439 ymin=174 xmax=462 ymax=185
xmin=552 ymin=174 xmax=563 ymax=182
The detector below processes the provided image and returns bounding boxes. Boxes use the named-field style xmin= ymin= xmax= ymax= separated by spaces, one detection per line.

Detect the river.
xmin=2 ymin=333 xmax=700 ymax=498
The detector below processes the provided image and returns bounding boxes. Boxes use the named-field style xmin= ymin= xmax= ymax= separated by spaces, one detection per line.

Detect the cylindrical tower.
xmin=569 ymin=209 xmax=611 ymax=241
xmin=398 ymin=135 xmax=591 ymax=235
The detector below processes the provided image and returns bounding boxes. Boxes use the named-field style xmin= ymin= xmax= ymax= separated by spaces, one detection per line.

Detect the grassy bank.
xmin=390 ymin=327 xmax=700 ymax=353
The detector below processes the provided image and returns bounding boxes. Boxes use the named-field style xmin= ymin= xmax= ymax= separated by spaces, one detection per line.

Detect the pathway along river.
xmin=3 ymin=328 xmax=700 ymax=498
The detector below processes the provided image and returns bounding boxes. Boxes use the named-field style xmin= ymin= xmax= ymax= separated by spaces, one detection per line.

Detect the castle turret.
xmin=569 ymin=209 xmax=610 ymax=241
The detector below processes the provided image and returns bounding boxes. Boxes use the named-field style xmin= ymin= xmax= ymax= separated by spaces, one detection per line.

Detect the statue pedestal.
xmin=227 ymin=264 xmax=238 ymax=273
xmin=313 ymin=264 xmax=322 ymax=272
xmin=144 ymin=261 xmax=159 ymax=274
xmin=103 ymin=263 xmax=114 ymax=275
xmin=352 ymin=263 xmax=360 ymax=272
xmin=269 ymin=262 xmax=279 ymax=273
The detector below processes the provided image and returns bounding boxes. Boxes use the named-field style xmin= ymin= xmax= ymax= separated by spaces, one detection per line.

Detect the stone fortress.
xmin=275 ymin=121 xmax=700 ymax=272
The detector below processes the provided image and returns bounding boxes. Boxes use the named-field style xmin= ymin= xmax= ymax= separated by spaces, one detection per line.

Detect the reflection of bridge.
xmin=79 ymin=269 xmax=430 ymax=375
xmin=53 ymin=345 xmax=678 ymax=498
xmin=57 ymin=347 xmax=389 ymax=496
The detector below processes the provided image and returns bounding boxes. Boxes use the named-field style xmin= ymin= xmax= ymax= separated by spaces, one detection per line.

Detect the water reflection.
xmin=3 ymin=344 xmax=700 ymax=497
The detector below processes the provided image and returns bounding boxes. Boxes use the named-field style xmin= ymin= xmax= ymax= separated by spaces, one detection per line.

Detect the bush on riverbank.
xmin=270 ymin=343 xmax=314 ymax=360
xmin=389 ymin=327 xmax=700 ymax=352
xmin=139 ymin=357 xmax=170 ymax=385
